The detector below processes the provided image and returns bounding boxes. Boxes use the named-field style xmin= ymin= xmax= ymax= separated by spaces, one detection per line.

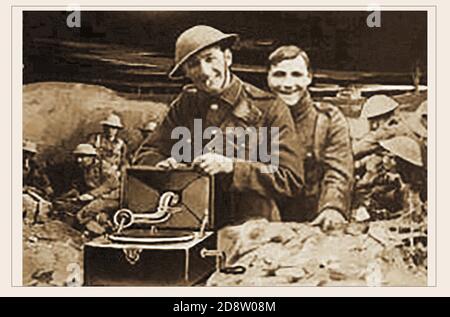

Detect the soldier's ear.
xmin=306 ymin=71 xmax=313 ymax=87
xmin=224 ymin=48 xmax=233 ymax=67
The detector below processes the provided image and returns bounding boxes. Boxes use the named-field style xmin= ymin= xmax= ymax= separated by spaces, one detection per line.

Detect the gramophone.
xmin=83 ymin=166 xmax=235 ymax=286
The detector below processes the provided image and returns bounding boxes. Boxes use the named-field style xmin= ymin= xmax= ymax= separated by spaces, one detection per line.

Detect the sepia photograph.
xmin=21 ymin=9 xmax=429 ymax=287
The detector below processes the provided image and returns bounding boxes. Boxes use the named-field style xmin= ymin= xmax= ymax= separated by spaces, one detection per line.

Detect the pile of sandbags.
xmin=210 ymin=219 xmax=426 ymax=286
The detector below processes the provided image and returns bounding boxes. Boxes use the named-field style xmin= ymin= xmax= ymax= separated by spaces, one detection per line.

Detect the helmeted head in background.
xmin=23 ymin=140 xmax=38 ymax=155
xmin=100 ymin=114 xmax=124 ymax=140
xmin=139 ymin=121 xmax=158 ymax=139
xmin=267 ymin=45 xmax=313 ymax=106
xmin=379 ymin=135 xmax=425 ymax=187
xmin=23 ymin=140 xmax=38 ymax=172
xmin=362 ymin=95 xmax=399 ymax=131
xmin=73 ymin=143 xmax=97 ymax=168
xmin=169 ymin=25 xmax=238 ymax=95
xmin=379 ymin=136 xmax=423 ymax=168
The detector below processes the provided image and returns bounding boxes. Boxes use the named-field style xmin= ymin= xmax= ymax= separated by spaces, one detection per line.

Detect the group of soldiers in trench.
xmin=23 ymin=117 xmax=158 ymax=235
xmin=22 ymin=25 xmax=428 ymax=237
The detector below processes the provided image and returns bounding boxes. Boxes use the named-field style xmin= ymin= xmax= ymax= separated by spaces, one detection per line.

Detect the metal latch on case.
xmin=200 ymin=248 xmax=246 ymax=275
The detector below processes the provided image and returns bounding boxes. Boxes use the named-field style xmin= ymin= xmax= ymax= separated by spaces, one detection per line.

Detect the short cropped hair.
xmin=268 ymin=45 xmax=312 ymax=74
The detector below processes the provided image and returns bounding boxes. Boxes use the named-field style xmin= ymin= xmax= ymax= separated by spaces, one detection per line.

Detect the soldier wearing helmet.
xmin=88 ymin=113 xmax=128 ymax=176
xmin=23 ymin=140 xmax=53 ymax=222
xmin=134 ymin=25 xmax=303 ymax=223
xmin=139 ymin=121 xmax=158 ymax=140
xmin=379 ymin=136 xmax=424 ymax=170
xmin=53 ymin=143 xmax=120 ymax=235
xmin=352 ymin=95 xmax=416 ymax=214
xmin=131 ymin=120 xmax=159 ymax=165
xmin=380 ymin=135 xmax=427 ymax=203
xmin=266 ymin=45 xmax=354 ymax=230
xmin=353 ymin=95 xmax=411 ymax=160
xmin=23 ymin=140 xmax=53 ymax=198
xmin=353 ymin=135 xmax=426 ymax=219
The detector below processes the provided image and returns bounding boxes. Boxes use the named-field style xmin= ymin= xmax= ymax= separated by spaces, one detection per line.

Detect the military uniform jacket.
xmin=134 ymin=75 xmax=304 ymax=223
xmin=23 ymin=159 xmax=53 ymax=198
xmin=279 ymin=92 xmax=354 ymax=221
xmin=88 ymin=133 xmax=127 ymax=175
xmin=72 ymin=160 xmax=120 ymax=200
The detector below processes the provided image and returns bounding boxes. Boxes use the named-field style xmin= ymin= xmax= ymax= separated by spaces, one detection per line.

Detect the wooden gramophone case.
xmin=83 ymin=166 xmax=231 ymax=286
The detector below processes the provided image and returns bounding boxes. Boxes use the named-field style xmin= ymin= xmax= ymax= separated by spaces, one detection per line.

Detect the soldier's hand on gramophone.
xmin=193 ymin=153 xmax=233 ymax=175
xmin=311 ymin=208 xmax=347 ymax=231
xmin=156 ymin=157 xmax=181 ymax=169
xmin=79 ymin=193 xmax=95 ymax=202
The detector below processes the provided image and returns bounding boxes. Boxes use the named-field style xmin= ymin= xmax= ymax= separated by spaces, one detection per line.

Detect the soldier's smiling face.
xmin=267 ymin=56 xmax=312 ymax=106
xmin=183 ymin=46 xmax=232 ymax=95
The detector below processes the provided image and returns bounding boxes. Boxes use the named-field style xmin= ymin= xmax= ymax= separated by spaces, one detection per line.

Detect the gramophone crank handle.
xmin=200 ymin=249 xmax=224 ymax=271
xmin=200 ymin=249 xmax=246 ymax=275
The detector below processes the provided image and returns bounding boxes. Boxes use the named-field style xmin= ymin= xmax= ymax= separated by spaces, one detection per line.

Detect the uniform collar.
xmin=203 ymin=74 xmax=262 ymax=124
xmin=290 ymin=90 xmax=314 ymax=121
xmin=218 ymin=74 xmax=243 ymax=108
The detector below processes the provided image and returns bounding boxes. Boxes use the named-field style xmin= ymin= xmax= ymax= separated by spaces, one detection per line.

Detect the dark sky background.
xmin=22 ymin=11 xmax=427 ymax=92
xmin=23 ymin=11 xmax=427 ymax=72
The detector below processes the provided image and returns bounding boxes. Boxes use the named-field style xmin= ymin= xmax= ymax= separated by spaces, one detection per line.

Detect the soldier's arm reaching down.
xmin=133 ymin=93 xmax=193 ymax=166
xmin=317 ymin=108 xmax=354 ymax=219
xmin=353 ymin=132 xmax=380 ymax=160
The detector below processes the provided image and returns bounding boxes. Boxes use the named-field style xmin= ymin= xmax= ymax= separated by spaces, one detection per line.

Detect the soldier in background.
xmin=131 ymin=121 xmax=158 ymax=164
xmin=267 ymin=45 xmax=354 ymax=230
xmin=354 ymin=97 xmax=428 ymax=211
xmin=353 ymin=94 xmax=411 ymax=160
xmin=88 ymin=113 xmax=128 ymax=176
xmin=354 ymin=136 xmax=425 ymax=220
xmin=379 ymin=136 xmax=426 ymax=219
xmin=139 ymin=121 xmax=158 ymax=140
xmin=354 ymin=148 xmax=404 ymax=217
xmin=23 ymin=140 xmax=53 ymax=222
xmin=353 ymin=95 xmax=412 ymax=212
xmin=23 ymin=140 xmax=53 ymax=199
xmin=53 ymin=144 xmax=120 ymax=235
